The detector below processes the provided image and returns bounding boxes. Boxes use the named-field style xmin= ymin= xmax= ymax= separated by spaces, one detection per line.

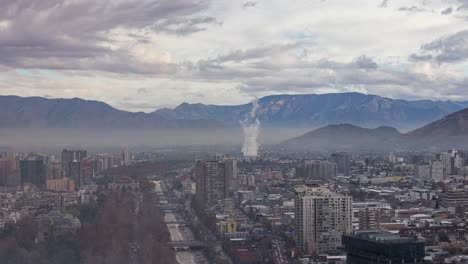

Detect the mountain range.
xmin=1 ymin=92 xmax=468 ymax=130
xmin=0 ymin=96 xmax=220 ymax=129
xmin=282 ymin=108 xmax=468 ymax=151
xmin=155 ymin=93 xmax=468 ymax=130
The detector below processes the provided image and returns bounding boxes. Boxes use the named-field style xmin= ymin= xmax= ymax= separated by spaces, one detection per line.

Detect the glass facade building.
xmin=343 ymin=231 xmax=425 ymax=264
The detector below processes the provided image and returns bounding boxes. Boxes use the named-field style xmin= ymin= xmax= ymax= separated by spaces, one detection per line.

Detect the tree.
xmin=438 ymin=231 xmax=450 ymax=243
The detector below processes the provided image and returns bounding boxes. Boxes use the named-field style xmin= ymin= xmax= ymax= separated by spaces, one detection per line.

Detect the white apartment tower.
xmin=122 ymin=146 xmax=131 ymax=166
xmin=195 ymin=156 xmax=237 ymax=209
xmin=294 ymin=185 xmax=352 ymax=254
xmin=431 ymin=159 xmax=445 ymax=182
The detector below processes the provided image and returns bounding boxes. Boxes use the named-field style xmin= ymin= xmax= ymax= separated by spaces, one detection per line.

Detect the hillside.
xmin=281 ymin=124 xmax=401 ymax=151
xmin=394 ymin=108 xmax=468 ymax=150
xmin=282 ymin=108 xmax=468 ymax=151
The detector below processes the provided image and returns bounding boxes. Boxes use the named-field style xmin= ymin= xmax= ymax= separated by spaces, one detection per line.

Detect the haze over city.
xmin=1 ymin=1 xmax=468 ymax=264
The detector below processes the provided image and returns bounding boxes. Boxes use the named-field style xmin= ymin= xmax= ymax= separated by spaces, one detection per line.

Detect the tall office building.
xmin=20 ymin=154 xmax=47 ymax=188
xmin=294 ymin=185 xmax=352 ymax=254
xmin=61 ymin=149 xmax=87 ymax=178
xmin=195 ymin=156 xmax=237 ymax=209
xmin=331 ymin=153 xmax=350 ymax=175
xmin=296 ymin=160 xmax=337 ymax=180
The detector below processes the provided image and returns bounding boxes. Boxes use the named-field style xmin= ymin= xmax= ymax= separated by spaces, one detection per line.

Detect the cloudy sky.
xmin=0 ymin=0 xmax=468 ymax=112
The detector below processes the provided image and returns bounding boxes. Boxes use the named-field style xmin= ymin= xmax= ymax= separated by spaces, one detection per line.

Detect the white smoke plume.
xmin=241 ymin=99 xmax=260 ymax=157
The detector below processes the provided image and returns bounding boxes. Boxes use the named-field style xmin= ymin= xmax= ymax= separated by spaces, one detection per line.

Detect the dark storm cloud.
xmin=457 ymin=0 xmax=468 ymax=11
xmin=0 ymin=0 xmax=216 ymax=72
xmin=410 ymin=30 xmax=468 ymax=63
xmin=458 ymin=5 xmax=468 ymax=11
xmin=441 ymin=7 xmax=453 ymax=15
xmin=0 ymin=0 xmax=214 ymax=34
xmin=352 ymin=55 xmax=378 ymax=70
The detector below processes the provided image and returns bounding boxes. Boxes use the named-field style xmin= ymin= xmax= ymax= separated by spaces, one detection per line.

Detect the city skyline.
xmin=0 ymin=0 xmax=467 ymax=111
xmin=2 ymin=1 xmax=468 ymax=263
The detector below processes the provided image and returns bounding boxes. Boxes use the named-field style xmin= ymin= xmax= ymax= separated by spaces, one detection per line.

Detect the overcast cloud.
xmin=0 ymin=0 xmax=468 ymax=112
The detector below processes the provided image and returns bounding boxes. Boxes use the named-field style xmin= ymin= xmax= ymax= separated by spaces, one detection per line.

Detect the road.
xmin=128 ymin=192 xmax=142 ymax=264
xmin=154 ymin=181 xmax=209 ymax=264
xmin=272 ymin=237 xmax=290 ymax=264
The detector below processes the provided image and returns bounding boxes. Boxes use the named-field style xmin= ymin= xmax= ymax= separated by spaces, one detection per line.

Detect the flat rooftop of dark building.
xmin=352 ymin=230 xmax=421 ymax=244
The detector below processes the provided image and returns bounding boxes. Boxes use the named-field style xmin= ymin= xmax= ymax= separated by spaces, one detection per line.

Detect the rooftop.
xmin=352 ymin=230 xmax=421 ymax=244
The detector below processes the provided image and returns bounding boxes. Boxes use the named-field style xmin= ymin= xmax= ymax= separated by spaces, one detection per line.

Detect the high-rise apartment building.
xmin=436 ymin=150 xmax=467 ymax=176
xmin=61 ymin=149 xmax=87 ymax=178
xmin=294 ymin=185 xmax=352 ymax=254
xmin=431 ymin=159 xmax=445 ymax=182
xmin=415 ymin=163 xmax=431 ymax=180
xmin=121 ymin=146 xmax=131 ymax=166
xmin=296 ymin=160 xmax=337 ymax=180
xmin=195 ymin=156 xmax=237 ymax=209
xmin=358 ymin=207 xmax=381 ymax=230
xmin=439 ymin=152 xmax=454 ymax=175
xmin=331 ymin=153 xmax=350 ymax=175
xmin=20 ymin=154 xmax=47 ymax=187
xmin=224 ymin=158 xmax=237 ymax=194
xmin=70 ymin=160 xmax=82 ymax=187
xmin=0 ymin=152 xmax=20 ymax=186
xmin=46 ymin=160 xmax=62 ymax=180
xmin=80 ymin=158 xmax=94 ymax=186
xmin=96 ymin=154 xmax=114 ymax=172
